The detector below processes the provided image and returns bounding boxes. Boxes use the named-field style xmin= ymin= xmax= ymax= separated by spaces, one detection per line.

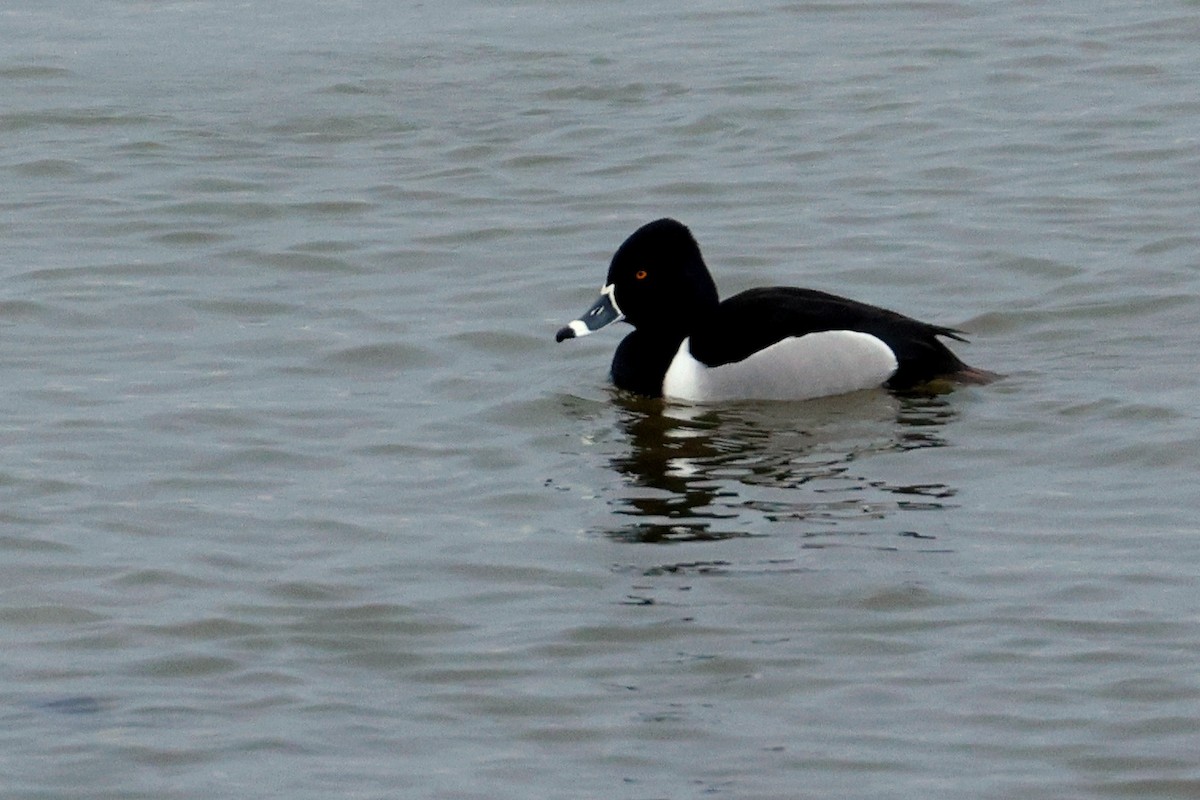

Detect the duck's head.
xmin=556 ymin=218 xmax=719 ymax=342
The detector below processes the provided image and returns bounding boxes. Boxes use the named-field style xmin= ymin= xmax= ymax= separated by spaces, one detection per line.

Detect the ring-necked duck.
xmin=556 ymin=218 xmax=993 ymax=401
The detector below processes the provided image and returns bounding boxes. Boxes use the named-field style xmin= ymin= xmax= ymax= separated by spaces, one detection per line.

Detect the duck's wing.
xmin=688 ymin=287 xmax=974 ymax=388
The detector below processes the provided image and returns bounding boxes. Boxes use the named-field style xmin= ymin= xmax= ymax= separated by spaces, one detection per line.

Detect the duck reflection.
xmin=603 ymin=390 xmax=960 ymax=543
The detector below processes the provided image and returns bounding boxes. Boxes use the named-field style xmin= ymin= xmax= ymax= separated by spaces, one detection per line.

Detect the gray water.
xmin=3 ymin=2 xmax=1200 ymax=798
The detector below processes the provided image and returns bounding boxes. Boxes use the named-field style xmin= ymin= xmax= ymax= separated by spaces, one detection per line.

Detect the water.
xmin=3 ymin=1 xmax=1200 ymax=797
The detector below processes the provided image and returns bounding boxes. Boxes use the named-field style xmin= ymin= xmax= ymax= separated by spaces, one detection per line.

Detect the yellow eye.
xmin=635 ymin=270 xmax=648 ymax=280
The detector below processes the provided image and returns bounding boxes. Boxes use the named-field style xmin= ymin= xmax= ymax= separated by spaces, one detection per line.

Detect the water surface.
xmin=3 ymin=2 xmax=1200 ymax=798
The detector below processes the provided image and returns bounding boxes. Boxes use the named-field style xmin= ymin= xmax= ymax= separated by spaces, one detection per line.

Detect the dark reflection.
xmin=601 ymin=389 xmax=961 ymax=544
xmin=34 ymin=695 xmax=104 ymax=715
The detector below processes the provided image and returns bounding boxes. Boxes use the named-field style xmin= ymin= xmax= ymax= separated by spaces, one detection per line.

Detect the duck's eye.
xmin=635 ymin=270 xmax=648 ymax=280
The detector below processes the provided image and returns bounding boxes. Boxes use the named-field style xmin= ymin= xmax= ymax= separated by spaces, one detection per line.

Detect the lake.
xmin=3 ymin=1 xmax=1200 ymax=798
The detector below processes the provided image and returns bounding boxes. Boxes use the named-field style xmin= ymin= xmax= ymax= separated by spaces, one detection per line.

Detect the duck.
xmin=555 ymin=218 xmax=993 ymax=402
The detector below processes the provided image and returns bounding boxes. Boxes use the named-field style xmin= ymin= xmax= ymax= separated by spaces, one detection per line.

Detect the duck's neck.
xmin=655 ymin=263 xmax=719 ymax=335
xmin=611 ymin=328 xmax=687 ymax=397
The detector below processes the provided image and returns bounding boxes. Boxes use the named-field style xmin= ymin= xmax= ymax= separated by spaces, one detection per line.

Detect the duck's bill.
xmin=555 ymin=284 xmax=623 ymax=342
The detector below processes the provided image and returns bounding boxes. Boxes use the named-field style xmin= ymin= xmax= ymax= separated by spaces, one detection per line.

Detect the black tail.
xmin=885 ymin=328 xmax=996 ymax=389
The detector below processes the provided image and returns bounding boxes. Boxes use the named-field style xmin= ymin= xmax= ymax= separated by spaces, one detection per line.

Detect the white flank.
xmin=662 ymin=330 xmax=899 ymax=402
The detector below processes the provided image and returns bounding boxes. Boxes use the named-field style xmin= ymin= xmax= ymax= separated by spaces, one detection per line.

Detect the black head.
xmin=604 ymin=218 xmax=720 ymax=332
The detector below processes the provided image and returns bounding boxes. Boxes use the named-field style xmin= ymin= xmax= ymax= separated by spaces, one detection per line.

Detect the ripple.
xmin=0 ymin=605 xmax=106 ymax=625
xmin=0 ymin=65 xmax=73 ymax=80
xmin=320 ymin=342 xmax=440 ymax=369
xmin=34 ymin=695 xmax=104 ymax=715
